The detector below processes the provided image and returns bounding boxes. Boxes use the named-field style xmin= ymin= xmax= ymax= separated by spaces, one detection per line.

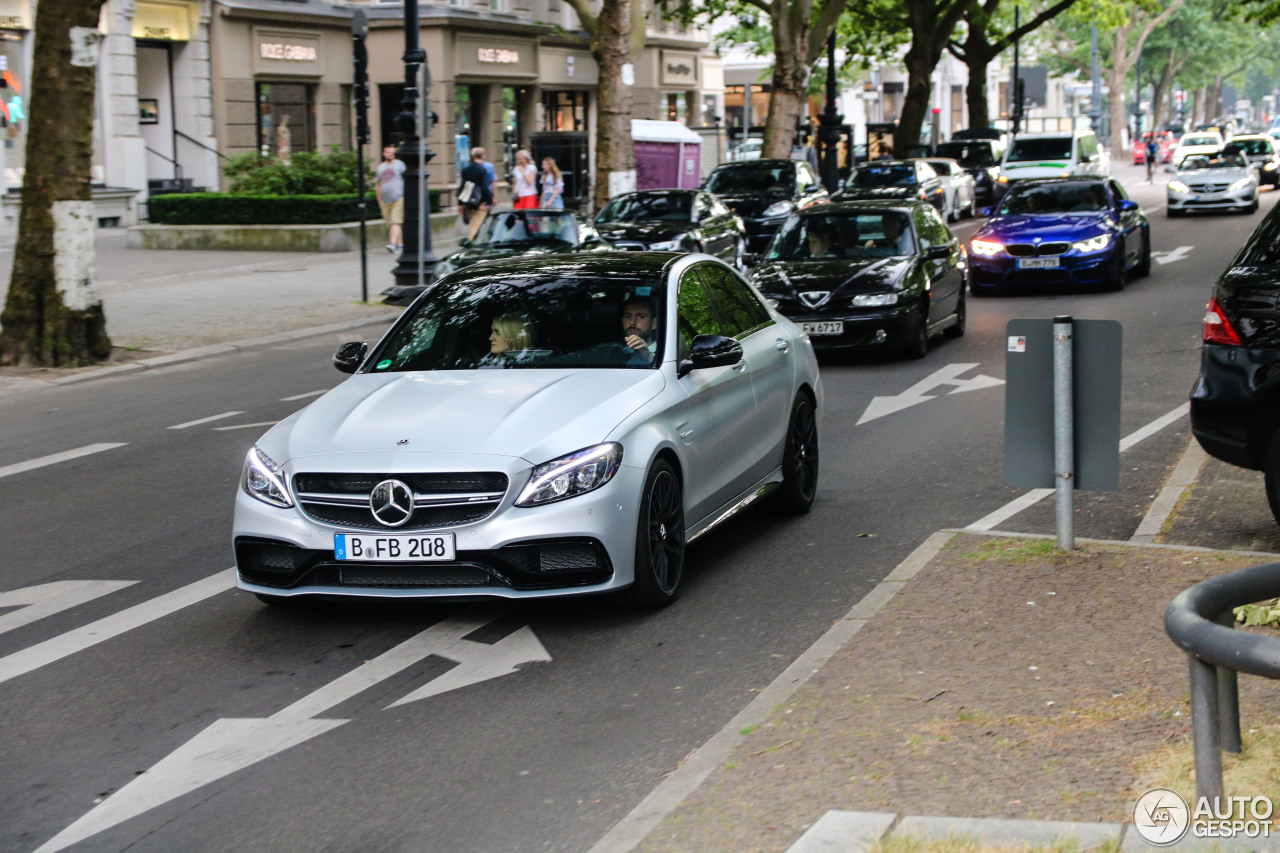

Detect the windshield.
xmin=1006 ymin=137 xmax=1073 ymax=162
xmin=597 ymin=193 xmax=692 ymax=223
xmin=1231 ymin=138 xmax=1272 ymax=156
xmin=846 ymin=164 xmax=915 ymax=188
xmin=369 ymin=272 xmax=666 ymax=371
xmin=766 ymin=212 xmax=915 ymax=260
xmin=471 ymin=210 xmax=579 ymax=248
xmin=934 ymin=142 xmax=996 ymax=167
xmin=1181 ymin=135 xmax=1221 ymax=147
xmin=997 ymin=182 xmax=1110 ymax=215
xmin=1179 ymin=151 xmax=1248 ymax=171
xmin=706 ymin=163 xmax=796 ymax=195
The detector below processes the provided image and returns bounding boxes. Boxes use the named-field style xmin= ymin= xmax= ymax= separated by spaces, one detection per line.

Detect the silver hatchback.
xmin=233 ymin=253 xmax=822 ymax=607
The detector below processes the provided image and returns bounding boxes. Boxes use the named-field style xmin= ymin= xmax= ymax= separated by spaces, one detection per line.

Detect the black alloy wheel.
xmin=1103 ymin=238 xmax=1127 ymax=292
xmin=904 ymin=307 xmax=930 ymax=359
xmin=944 ymin=287 xmax=966 ymax=338
xmin=773 ymin=394 xmax=819 ymax=514
xmin=622 ymin=459 xmax=685 ymax=607
xmin=1135 ymin=229 xmax=1152 ymax=278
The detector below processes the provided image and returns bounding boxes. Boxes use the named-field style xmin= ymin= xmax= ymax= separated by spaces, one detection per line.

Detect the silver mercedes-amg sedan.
xmin=233 ymin=253 xmax=822 ymax=607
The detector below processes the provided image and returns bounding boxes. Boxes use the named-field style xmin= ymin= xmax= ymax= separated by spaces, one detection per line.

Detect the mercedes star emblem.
xmin=370 ymin=479 xmax=414 ymax=527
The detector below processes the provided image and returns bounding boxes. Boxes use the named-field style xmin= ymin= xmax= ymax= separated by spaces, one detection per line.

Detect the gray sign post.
xmin=1005 ymin=317 xmax=1122 ymax=549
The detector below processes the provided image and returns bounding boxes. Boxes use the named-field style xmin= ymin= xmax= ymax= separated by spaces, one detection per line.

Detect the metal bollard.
xmin=1189 ymin=654 xmax=1225 ymax=806
xmin=1214 ymin=612 xmax=1242 ymax=753
xmin=1053 ymin=316 xmax=1074 ymax=550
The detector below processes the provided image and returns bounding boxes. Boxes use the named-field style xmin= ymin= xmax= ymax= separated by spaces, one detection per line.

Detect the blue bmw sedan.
xmin=967 ymin=178 xmax=1151 ymax=294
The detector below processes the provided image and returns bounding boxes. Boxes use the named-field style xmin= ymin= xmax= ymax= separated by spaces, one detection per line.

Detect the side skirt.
xmin=686 ymin=469 xmax=784 ymax=543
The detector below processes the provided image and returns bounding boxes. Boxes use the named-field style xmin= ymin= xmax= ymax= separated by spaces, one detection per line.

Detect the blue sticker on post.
xmin=334 ymin=534 xmax=347 ymax=560
xmin=635 ymin=286 xmax=651 ymax=296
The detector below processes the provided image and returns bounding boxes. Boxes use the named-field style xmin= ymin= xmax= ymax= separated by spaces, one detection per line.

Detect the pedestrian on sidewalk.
xmin=376 ymin=144 xmax=406 ymax=253
xmin=540 ymin=157 xmax=564 ymax=209
xmin=459 ymin=147 xmax=495 ymax=241
xmin=512 ymin=150 xmax=538 ymax=209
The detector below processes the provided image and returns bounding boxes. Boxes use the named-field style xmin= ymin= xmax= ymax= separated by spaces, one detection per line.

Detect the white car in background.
xmin=729 ymin=139 xmax=764 ymax=162
xmin=1166 ymin=149 xmax=1258 ymax=217
xmin=1171 ymin=131 xmax=1224 ymax=167
xmin=921 ymin=157 xmax=977 ymax=220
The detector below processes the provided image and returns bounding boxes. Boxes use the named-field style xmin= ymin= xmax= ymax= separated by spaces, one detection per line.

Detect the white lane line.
xmin=966 ymin=403 xmax=1190 ymax=532
xmin=280 ymin=389 xmax=328 ymax=402
xmin=0 ymin=569 xmax=235 ymax=686
xmin=0 ymin=443 xmax=128 ymax=480
xmin=1130 ymin=439 xmax=1209 ymax=544
xmin=167 ymin=411 xmax=243 ymax=430
xmin=212 ymin=421 xmax=279 ymax=431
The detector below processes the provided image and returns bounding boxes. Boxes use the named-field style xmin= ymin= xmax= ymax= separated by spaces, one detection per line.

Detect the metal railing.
xmin=1164 ymin=562 xmax=1280 ymax=804
xmin=175 ymin=129 xmax=229 ymax=161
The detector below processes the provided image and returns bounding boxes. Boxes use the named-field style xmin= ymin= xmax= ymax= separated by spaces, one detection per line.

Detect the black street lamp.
xmin=817 ymin=33 xmax=843 ymax=193
xmin=390 ymin=0 xmax=436 ymax=290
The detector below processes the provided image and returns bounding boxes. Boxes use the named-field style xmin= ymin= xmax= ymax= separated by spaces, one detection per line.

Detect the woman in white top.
xmin=512 ymin=150 xmax=538 ymax=210
xmin=540 ymin=157 xmax=565 ymax=209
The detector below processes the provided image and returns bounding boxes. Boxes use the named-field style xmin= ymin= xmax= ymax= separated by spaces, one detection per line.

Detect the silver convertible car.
xmin=233 ymin=253 xmax=822 ymax=607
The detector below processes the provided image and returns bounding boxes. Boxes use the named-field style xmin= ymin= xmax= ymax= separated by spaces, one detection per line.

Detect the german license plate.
xmin=1017 ymin=258 xmax=1060 ymax=269
xmin=334 ymin=532 xmax=456 ymax=562
xmin=801 ymin=321 xmax=844 ymax=335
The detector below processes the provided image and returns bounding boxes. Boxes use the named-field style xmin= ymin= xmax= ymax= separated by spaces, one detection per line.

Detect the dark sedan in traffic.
xmin=831 ymin=160 xmax=947 ymax=215
xmin=703 ymin=159 xmax=828 ymax=254
xmin=594 ymin=189 xmax=746 ymax=268
xmin=966 ymin=178 xmax=1151 ymax=295
xmin=749 ymin=201 xmax=966 ymax=358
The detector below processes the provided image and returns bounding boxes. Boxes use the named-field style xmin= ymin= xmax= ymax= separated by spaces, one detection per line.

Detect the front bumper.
xmin=232 ymin=460 xmax=646 ymax=600
xmin=968 ymin=250 xmax=1112 ymax=289
xmin=1168 ymin=185 xmax=1256 ymax=213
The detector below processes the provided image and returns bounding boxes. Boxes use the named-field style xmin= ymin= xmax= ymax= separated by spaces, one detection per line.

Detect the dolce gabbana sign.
xmin=254 ymin=28 xmax=321 ymax=75
xmin=477 ymin=48 xmax=519 ymax=64
xmin=457 ymin=34 xmax=536 ymax=79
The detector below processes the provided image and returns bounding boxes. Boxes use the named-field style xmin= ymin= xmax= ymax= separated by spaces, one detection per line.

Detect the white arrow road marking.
xmin=1153 ymin=245 xmax=1193 ymax=265
xmin=0 ymin=581 xmax=136 ymax=637
xmin=857 ymin=363 xmax=1004 ymax=425
xmin=0 ymin=570 xmax=234 ymax=687
xmin=0 ymin=443 xmax=127 ymax=480
xmin=35 ymin=608 xmax=551 ymax=853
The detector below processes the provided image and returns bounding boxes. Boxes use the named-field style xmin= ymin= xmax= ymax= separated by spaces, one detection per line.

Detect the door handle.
xmin=775 ymin=338 xmax=790 ymax=353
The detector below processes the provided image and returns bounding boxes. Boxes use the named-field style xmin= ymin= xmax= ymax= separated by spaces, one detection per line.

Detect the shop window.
xmin=883 ymin=82 xmax=902 ymax=122
xmin=539 ymin=90 xmax=586 ymax=133
xmin=502 ymin=86 xmax=525 ymax=176
xmin=454 ymin=84 xmax=484 ymax=174
xmin=663 ymin=92 xmax=689 ymax=124
xmin=0 ymin=32 xmax=26 ymax=189
xmin=256 ymin=82 xmax=315 ymax=161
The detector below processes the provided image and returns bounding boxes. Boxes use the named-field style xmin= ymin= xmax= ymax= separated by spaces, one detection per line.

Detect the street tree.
xmin=947 ymin=0 xmax=1083 ymax=130
xmin=562 ymin=0 xmax=645 ymax=210
xmin=0 ymin=0 xmax=110 ymax=366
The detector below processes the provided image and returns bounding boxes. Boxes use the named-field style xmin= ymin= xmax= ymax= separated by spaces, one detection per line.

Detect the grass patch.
xmin=738 ymin=724 xmax=759 ymax=736
xmin=959 ymin=538 xmax=1078 ymax=564
xmin=871 ymin=834 xmax=1122 ymax=853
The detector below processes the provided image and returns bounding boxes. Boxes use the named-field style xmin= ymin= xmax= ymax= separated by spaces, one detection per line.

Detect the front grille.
xmin=1189 ymin=183 xmax=1228 ymax=193
xmin=293 ymin=471 xmax=508 ymax=531
xmin=1006 ymin=242 xmax=1070 ymax=257
xmin=235 ymin=536 xmax=612 ymax=592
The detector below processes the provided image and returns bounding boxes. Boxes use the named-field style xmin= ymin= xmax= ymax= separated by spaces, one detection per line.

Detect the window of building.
xmin=539 ymin=90 xmax=586 ymax=132
xmin=256 ymin=82 xmax=314 ymax=160
xmin=663 ymin=92 xmax=689 ymax=124
xmin=950 ymin=85 xmax=963 ymax=134
xmin=882 ymin=82 xmax=903 ymax=122
xmin=490 ymin=0 xmax=509 ymax=11
xmin=451 ymin=0 xmax=469 ymax=8
xmin=0 ymin=32 xmax=26 ymax=189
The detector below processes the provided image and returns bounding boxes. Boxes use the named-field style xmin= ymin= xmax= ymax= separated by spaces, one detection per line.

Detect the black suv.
xmin=1190 ymin=201 xmax=1280 ymax=521
xmin=703 ymin=159 xmax=828 ymax=254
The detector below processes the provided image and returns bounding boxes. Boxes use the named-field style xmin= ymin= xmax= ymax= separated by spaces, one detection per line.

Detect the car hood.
xmin=979 ymin=211 xmax=1115 ymax=242
xmin=444 ymin=243 xmax=576 ymax=269
xmin=265 ymin=369 xmax=666 ymax=465
xmin=1175 ymin=167 xmax=1253 ymax=182
xmin=595 ymin=221 xmax=690 ymax=243
xmin=752 ymin=257 xmax=912 ymax=301
xmin=834 ymin=186 xmax=914 ymax=202
xmin=713 ymin=194 xmax=791 ymax=218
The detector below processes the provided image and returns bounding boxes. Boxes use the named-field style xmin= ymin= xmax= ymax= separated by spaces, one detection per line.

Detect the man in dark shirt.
xmin=459 ymin=147 xmax=496 ymax=241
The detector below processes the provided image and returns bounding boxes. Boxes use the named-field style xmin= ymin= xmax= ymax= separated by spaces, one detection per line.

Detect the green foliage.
xmin=222 ymin=148 xmax=371 ymax=196
xmin=1235 ymin=599 xmax=1280 ymax=627
xmin=147 ymin=193 xmax=376 ymax=225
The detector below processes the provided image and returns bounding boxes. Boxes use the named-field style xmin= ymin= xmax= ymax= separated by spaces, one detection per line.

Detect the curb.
xmin=0 ymin=310 xmax=402 ymax=397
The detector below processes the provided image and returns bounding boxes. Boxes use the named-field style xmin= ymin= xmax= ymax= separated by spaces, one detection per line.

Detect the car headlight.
xmin=242 ymin=446 xmax=293 ymax=508
xmin=516 ymin=443 xmax=623 ymax=507
xmin=1265 ymin=162 xmax=1277 ymax=171
xmin=851 ymin=292 xmax=899 ymax=307
xmin=970 ymin=239 xmax=1004 ymax=256
xmin=1072 ymin=234 xmax=1112 ymax=253
xmin=997 ymin=175 xmax=1010 ymax=184
xmin=648 ymin=238 xmax=683 ymax=251
xmin=762 ymin=200 xmax=795 ymax=218
xmin=1229 ymin=177 xmax=1254 ymax=192
xmin=1168 ymin=180 xmax=1190 ymax=193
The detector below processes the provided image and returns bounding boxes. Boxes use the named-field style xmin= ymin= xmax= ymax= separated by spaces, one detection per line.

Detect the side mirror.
xmin=458 ymin=237 xmax=471 ymax=247
xmin=333 ymin=341 xmax=368 ymax=374
xmin=678 ymin=335 xmax=743 ymax=378
xmin=741 ymin=252 xmax=759 ymax=267
xmin=927 ymin=244 xmax=952 ymax=260
xmin=1118 ymin=199 xmax=1139 ymax=212
xmin=978 ymin=207 xmax=994 ymax=218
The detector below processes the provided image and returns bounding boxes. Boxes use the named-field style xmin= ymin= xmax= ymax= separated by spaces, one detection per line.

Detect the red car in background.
xmin=1133 ymin=132 xmax=1175 ymax=164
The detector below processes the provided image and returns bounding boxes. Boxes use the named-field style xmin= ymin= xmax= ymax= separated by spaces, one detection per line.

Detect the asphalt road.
xmin=1 ymin=168 xmax=1274 ymax=853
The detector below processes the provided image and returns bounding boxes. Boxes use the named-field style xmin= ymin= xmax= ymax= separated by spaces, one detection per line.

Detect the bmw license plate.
xmin=801 ymin=321 xmax=844 ymax=335
xmin=1016 ymin=258 xmax=1060 ymax=269
xmin=334 ymin=532 xmax=456 ymax=562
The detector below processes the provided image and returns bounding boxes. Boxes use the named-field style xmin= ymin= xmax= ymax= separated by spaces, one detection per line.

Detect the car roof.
xmin=1003 ymin=177 xmax=1107 ymax=189
xmin=447 ymin=253 xmax=681 ymax=284
xmin=713 ymin=158 xmax=800 ymax=167
xmin=803 ymin=199 xmax=931 ymax=214
xmin=1009 ymin=131 xmax=1085 ymax=139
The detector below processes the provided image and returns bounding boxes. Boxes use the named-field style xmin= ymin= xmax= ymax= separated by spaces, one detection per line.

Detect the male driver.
xmin=376 ymin=145 xmax=406 ymax=253
xmin=864 ymin=213 xmax=910 ymax=254
xmin=622 ymin=296 xmax=658 ymax=362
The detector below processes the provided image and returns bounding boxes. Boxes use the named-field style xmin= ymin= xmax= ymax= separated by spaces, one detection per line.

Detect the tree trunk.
xmin=0 ymin=0 xmax=110 ymax=366
xmin=763 ymin=0 xmax=814 ymax=159
xmin=589 ymin=0 xmax=636 ymax=211
xmin=1151 ymin=52 xmax=1173 ymax=130
xmin=896 ymin=44 xmax=936 ymax=153
xmin=964 ymin=51 xmax=993 ymax=131
xmin=1107 ymin=24 xmax=1132 ymax=162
